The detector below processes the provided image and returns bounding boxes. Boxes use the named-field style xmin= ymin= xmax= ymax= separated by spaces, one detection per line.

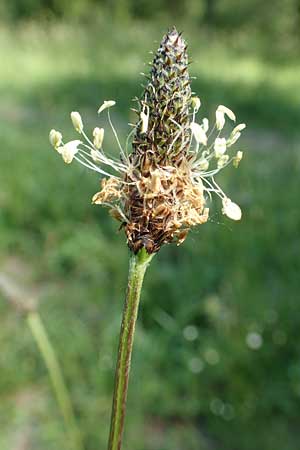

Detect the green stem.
xmin=107 ymin=249 xmax=154 ymax=450
xmin=27 ymin=311 xmax=84 ymax=450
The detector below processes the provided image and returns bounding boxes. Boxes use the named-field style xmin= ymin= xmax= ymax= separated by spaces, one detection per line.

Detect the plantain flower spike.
xmin=49 ymin=27 xmax=245 ymax=254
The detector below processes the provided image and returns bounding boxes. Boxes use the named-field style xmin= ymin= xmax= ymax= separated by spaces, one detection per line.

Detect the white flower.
xmin=190 ymin=122 xmax=207 ymax=145
xmin=49 ymin=129 xmax=62 ymax=148
xmin=218 ymin=105 xmax=236 ymax=121
xmin=222 ymin=198 xmax=242 ymax=221
xmin=198 ymin=158 xmax=209 ymax=171
xmin=214 ymin=137 xmax=227 ymax=157
xmin=93 ymin=127 xmax=104 ymax=149
xmin=216 ymin=109 xmax=225 ymax=130
xmin=202 ymin=118 xmax=209 ymax=132
xmin=191 ymin=97 xmax=201 ymax=111
xmin=70 ymin=111 xmax=83 ymax=133
xmin=233 ymin=151 xmax=243 ymax=168
xmin=57 ymin=140 xmax=81 ymax=164
xmin=91 ymin=149 xmax=101 ymax=162
xmin=232 ymin=123 xmax=246 ymax=134
xmin=217 ymin=154 xmax=229 ymax=169
xmin=98 ymin=100 xmax=116 ymax=114
xmin=216 ymin=105 xmax=236 ymax=130
xmin=227 ymin=123 xmax=246 ymax=147
xmin=227 ymin=132 xmax=241 ymax=147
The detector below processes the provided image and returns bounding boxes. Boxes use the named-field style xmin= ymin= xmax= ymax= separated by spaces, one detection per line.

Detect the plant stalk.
xmin=107 ymin=249 xmax=154 ymax=450
xmin=27 ymin=311 xmax=84 ymax=450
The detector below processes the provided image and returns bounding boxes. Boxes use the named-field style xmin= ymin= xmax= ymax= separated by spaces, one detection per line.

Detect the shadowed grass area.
xmin=0 ymin=19 xmax=300 ymax=450
xmin=1 ymin=20 xmax=300 ymax=128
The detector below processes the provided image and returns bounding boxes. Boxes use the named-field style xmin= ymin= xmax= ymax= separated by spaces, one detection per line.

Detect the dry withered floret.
xmin=49 ymin=27 xmax=245 ymax=254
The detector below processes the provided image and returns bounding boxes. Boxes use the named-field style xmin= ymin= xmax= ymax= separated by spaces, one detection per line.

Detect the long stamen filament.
xmin=107 ymin=110 xmax=126 ymax=159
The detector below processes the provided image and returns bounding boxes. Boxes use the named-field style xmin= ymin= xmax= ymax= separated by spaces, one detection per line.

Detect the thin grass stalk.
xmin=27 ymin=311 xmax=84 ymax=450
xmin=107 ymin=249 xmax=154 ymax=450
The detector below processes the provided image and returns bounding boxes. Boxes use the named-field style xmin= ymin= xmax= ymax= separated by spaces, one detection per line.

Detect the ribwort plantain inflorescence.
xmin=49 ymin=27 xmax=245 ymax=255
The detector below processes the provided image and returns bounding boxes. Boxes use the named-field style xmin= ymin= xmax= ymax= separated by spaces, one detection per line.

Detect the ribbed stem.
xmin=27 ymin=312 xmax=84 ymax=450
xmin=107 ymin=249 xmax=154 ymax=450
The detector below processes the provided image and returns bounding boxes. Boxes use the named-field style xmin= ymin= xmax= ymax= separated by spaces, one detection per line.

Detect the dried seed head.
xmin=92 ymin=178 xmax=121 ymax=204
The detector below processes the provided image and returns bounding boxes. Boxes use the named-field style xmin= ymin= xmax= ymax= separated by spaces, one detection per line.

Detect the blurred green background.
xmin=0 ymin=1 xmax=300 ymax=449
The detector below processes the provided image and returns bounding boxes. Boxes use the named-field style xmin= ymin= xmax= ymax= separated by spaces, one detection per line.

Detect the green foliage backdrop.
xmin=2 ymin=0 xmax=300 ymax=55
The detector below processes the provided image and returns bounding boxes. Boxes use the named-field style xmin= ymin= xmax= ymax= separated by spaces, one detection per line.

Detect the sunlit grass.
xmin=1 ymin=20 xmax=300 ymax=123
